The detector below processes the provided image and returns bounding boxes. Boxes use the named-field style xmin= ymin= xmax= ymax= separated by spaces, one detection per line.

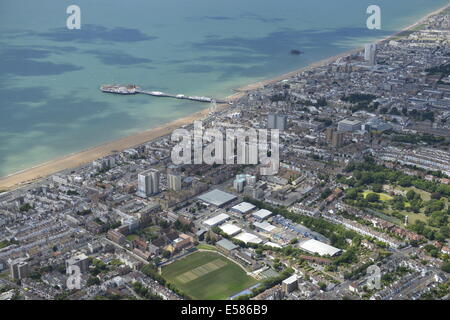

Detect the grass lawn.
xmin=162 ymin=251 xmax=257 ymax=300
xmin=144 ymin=226 xmax=160 ymax=233
xmin=109 ymin=259 xmax=123 ymax=267
xmin=404 ymin=212 xmax=428 ymax=225
xmin=0 ymin=241 xmax=11 ymax=250
xmin=383 ymin=208 xmax=428 ymax=225
xmin=397 ymin=186 xmax=431 ymax=201
xmin=363 ymin=190 xmax=393 ymax=201
xmin=126 ymin=234 xmax=139 ymax=241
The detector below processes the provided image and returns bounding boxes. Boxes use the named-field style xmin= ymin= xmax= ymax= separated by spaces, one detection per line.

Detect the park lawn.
xmin=381 ymin=207 xmax=440 ymax=231
xmin=126 ymin=234 xmax=139 ymax=241
xmin=399 ymin=212 xmax=428 ymax=225
xmin=144 ymin=226 xmax=160 ymax=234
xmin=383 ymin=208 xmax=428 ymax=225
xmin=363 ymin=190 xmax=393 ymax=201
xmin=397 ymin=186 xmax=431 ymax=201
xmin=162 ymin=251 xmax=257 ymax=300
xmin=142 ymin=226 xmax=160 ymax=237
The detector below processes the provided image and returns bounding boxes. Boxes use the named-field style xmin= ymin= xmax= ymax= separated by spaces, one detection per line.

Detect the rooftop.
xmin=197 ymin=189 xmax=237 ymax=207
xmin=299 ymin=239 xmax=342 ymax=257
xmin=264 ymin=241 xmax=282 ymax=249
xmin=216 ymin=238 xmax=238 ymax=251
xmin=254 ymin=221 xmax=277 ymax=233
xmin=220 ymin=223 xmax=242 ymax=236
xmin=231 ymin=202 xmax=256 ymax=214
xmin=203 ymin=213 xmax=230 ymax=227
xmin=233 ymin=232 xmax=263 ymax=244
xmin=339 ymin=119 xmax=362 ymax=125
xmin=282 ymin=274 xmax=298 ymax=285
xmin=252 ymin=209 xmax=272 ymax=220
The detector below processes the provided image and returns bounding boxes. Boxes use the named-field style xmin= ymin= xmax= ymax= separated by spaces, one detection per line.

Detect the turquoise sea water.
xmin=0 ymin=0 xmax=448 ymax=177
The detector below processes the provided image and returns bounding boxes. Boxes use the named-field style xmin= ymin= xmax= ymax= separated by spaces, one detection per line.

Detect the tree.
xmin=255 ymin=248 xmax=264 ymax=257
xmin=390 ymin=107 xmax=400 ymax=115
xmin=441 ymin=261 xmax=450 ymax=273
xmin=429 ymin=212 xmax=448 ymax=228
xmin=87 ymin=277 xmax=100 ymax=286
xmin=372 ymin=184 xmax=383 ymax=193
xmin=439 ymin=226 xmax=450 ymax=239
xmin=318 ymin=282 xmax=327 ymax=291
xmin=345 ymin=188 xmax=358 ymax=200
xmin=366 ymin=193 xmax=380 ymax=203
xmin=11 ymin=290 xmax=22 ymax=300
xmin=406 ymin=190 xmax=417 ymax=201
xmin=435 ymin=233 xmax=446 ymax=242
xmin=431 ymin=192 xmax=442 ymax=200
xmin=162 ymin=250 xmax=171 ymax=259
xmin=425 ymin=200 xmax=445 ymax=215
xmin=321 ymin=188 xmax=332 ymax=199
xmin=19 ymin=203 xmax=32 ymax=212
xmin=30 ymin=271 xmax=42 ymax=280
xmin=141 ymin=264 xmax=166 ymax=285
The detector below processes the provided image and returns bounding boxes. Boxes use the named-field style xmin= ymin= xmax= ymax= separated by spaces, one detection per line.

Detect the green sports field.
xmin=162 ymin=251 xmax=257 ymax=300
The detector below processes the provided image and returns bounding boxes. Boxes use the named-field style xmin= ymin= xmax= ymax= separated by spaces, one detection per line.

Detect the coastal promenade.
xmin=1 ymin=4 xmax=448 ymax=191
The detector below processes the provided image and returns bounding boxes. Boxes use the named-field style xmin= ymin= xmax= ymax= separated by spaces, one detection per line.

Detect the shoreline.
xmin=1 ymin=4 xmax=448 ymax=191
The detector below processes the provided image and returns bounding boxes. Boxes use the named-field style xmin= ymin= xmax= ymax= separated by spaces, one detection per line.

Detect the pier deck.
xmin=101 ymin=85 xmax=229 ymax=104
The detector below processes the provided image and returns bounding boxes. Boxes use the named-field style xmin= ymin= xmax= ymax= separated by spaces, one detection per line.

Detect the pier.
xmin=100 ymin=84 xmax=229 ymax=104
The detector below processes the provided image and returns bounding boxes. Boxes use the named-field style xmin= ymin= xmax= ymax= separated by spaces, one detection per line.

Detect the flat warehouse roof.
xmin=254 ymin=221 xmax=277 ymax=233
xmin=264 ymin=241 xmax=282 ymax=249
xmin=203 ymin=213 xmax=230 ymax=227
xmin=197 ymin=189 xmax=237 ymax=207
xmin=231 ymin=202 xmax=256 ymax=214
xmin=339 ymin=119 xmax=361 ymax=125
xmin=233 ymin=232 xmax=263 ymax=244
xmin=220 ymin=223 xmax=242 ymax=236
xmin=299 ymin=239 xmax=342 ymax=257
xmin=252 ymin=209 xmax=272 ymax=220
xmin=282 ymin=274 xmax=298 ymax=285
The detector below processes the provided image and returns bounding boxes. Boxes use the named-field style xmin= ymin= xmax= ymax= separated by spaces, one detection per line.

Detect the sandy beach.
xmin=0 ymin=108 xmax=213 ymax=190
xmin=0 ymin=4 xmax=448 ymax=191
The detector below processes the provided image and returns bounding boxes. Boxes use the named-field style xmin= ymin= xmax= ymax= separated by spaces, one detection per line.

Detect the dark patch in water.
xmin=187 ymin=13 xmax=286 ymax=24
xmin=27 ymin=24 xmax=157 ymax=43
xmin=84 ymin=49 xmax=153 ymax=66
xmin=188 ymin=27 xmax=391 ymax=80
xmin=178 ymin=64 xmax=215 ymax=73
xmin=0 ymin=46 xmax=82 ymax=76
